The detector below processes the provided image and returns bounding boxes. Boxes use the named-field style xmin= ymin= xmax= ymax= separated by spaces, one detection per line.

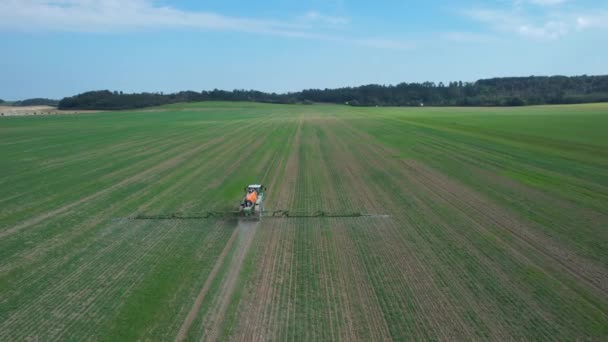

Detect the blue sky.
xmin=0 ymin=0 xmax=607 ymax=100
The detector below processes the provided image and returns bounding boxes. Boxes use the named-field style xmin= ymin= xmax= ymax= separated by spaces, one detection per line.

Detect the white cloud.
xmin=467 ymin=9 xmax=519 ymax=31
xmin=465 ymin=4 xmax=608 ymax=40
xmin=518 ymin=21 xmax=568 ymax=39
xmin=301 ymin=11 xmax=349 ymax=26
xmin=0 ymin=0 xmax=412 ymax=50
xmin=0 ymin=0 xmax=299 ymax=34
xmin=576 ymin=13 xmax=608 ymax=29
xmin=529 ymin=0 xmax=567 ymax=6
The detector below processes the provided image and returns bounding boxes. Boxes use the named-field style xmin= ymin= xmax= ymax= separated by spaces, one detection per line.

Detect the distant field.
xmin=0 ymin=105 xmax=98 ymax=116
xmin=0 ymin=102 xmax=606 ymax=340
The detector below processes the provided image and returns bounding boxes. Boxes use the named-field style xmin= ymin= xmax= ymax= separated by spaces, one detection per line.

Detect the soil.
xmin=0 ymin=106 xmax=101 ymax=116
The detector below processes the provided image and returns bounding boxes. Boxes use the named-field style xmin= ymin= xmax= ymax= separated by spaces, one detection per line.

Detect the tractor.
xmin=133 ymin=183 xmax=387 ymax=221
xmin=240 ymin=184 xmax=265 ymax=218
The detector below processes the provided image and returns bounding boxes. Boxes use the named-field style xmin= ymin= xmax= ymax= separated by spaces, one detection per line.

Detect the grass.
xmin=1 ymin=102 xmax=607 ymax=340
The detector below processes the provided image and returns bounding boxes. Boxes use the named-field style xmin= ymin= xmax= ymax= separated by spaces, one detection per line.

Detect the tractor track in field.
xmin=233 ymin=118 xmax=303 ymax=341
xmin=203 ymin=220 xmax=258 ymax=341
xmin=174 ymin=122 xmax=271 ymax=340
xmin=233 ymin=222 xmax=281 ymax=341
xmin=171 ymin=133 xmax=268 ymax=339
xmin=175 ymin=225 xmax=240 ymax=342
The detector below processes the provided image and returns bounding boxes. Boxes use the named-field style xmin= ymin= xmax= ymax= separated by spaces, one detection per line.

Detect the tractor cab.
xmin=240 ymin=184 xmax=265 ymax=217
xmin=247 ymin=184 xmax=263 ymax=194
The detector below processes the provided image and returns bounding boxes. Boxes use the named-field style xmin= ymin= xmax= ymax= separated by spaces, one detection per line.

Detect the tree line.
xmin=56 ymin=75 xmax=608 ymax=110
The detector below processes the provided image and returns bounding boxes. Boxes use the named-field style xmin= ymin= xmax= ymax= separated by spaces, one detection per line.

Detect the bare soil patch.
xmin=0 ymin=106 xmax=100 ymax=117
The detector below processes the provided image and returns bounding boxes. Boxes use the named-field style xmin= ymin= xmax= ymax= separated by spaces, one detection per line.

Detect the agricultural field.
xmin=0 ymin=102 xmax=607 ymax=340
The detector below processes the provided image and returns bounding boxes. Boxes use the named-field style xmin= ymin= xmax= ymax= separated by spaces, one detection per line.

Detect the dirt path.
xmin=204 ymin=220 xmax=258 ymax=340
xmin=174 ymin=226 xmax=240 ymax=342
xmin=175 ymin=220 xmax=258 ymax=342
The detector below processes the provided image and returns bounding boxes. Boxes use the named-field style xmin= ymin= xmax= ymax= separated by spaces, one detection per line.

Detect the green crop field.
xmin=1 ymin=102 xmax=607 ymax=340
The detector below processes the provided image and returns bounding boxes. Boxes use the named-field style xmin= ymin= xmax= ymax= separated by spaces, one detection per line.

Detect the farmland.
xmin=0 ymin=102 xmax=607 ymax=340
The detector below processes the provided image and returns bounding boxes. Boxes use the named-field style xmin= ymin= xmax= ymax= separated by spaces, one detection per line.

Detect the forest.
xmin=56 ymin=75 xmax=608 ymax=110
